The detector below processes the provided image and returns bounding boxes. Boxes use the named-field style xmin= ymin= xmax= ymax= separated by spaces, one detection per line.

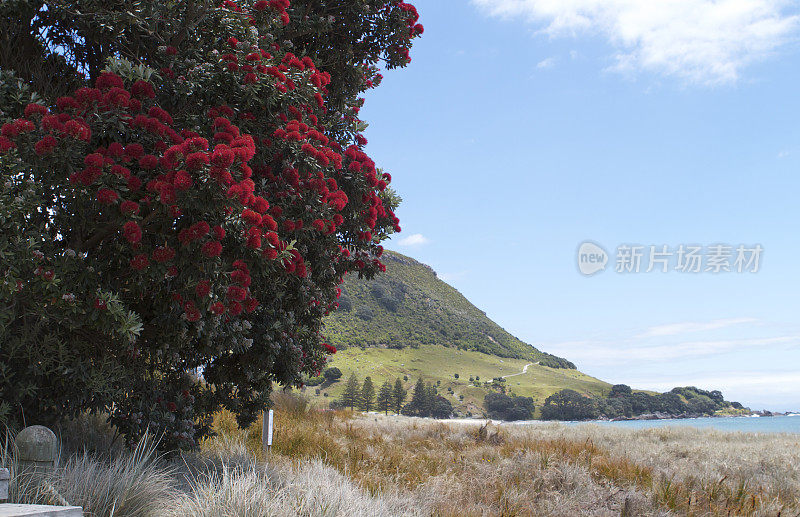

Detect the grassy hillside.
xmin=324 ymin=251 xmax=573 ymax=367
xmin=304 ymin=346 xmax=610 ymax=417
xmin=314 ymin=251 xmax=607 ymax=416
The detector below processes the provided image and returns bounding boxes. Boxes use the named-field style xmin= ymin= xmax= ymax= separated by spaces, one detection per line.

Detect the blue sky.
xmin=361 ymin=0 xmax=800 ymax=411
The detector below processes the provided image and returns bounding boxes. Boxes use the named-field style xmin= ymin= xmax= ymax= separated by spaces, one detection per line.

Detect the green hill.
xmin=325 ymin=251 xmax=573 ymax=367
xmin=303 ymin=251 xmax=610 ymax=416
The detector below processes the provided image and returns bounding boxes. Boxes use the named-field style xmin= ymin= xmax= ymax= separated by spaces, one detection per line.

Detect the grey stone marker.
xmin=0 ymin=468 xmax=8 ymax=501
xmin=14 ymin=427 xmax=56 ymax=477
xmin=0 ymin=505 xmax=82 ymax=517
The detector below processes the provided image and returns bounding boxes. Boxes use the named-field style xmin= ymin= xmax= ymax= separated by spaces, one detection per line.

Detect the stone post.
xmin=0 ymin=468 xmax=9 ymax=501
xmin=15 ymin=426 xmax=57 ymax=478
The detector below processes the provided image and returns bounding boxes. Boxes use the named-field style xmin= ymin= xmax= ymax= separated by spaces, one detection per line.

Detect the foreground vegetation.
xmin=4 ymin=394 xmax=799 ymax=516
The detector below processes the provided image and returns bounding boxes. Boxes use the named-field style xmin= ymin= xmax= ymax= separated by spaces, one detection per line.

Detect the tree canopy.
xmin=0 ymin=0 xmax=421 ymax=449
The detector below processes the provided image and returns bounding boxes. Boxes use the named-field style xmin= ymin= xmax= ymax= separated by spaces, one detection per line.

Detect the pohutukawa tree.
xmin=0 ymin=0 xmax=421 ymax=449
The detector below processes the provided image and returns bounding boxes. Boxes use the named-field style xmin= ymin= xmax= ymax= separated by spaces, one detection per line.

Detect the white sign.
xmin=267 ymin=409 xmax=273 ymax=446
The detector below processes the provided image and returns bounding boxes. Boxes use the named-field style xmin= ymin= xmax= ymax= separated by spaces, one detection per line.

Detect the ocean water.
xmin=562 ymin=414 xmax=800 ymax=433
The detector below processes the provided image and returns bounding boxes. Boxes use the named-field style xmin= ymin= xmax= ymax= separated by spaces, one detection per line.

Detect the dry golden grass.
xmin=213 ymin=397 xmax=800 ymax=516
xmin=6 ymin=395 xmax=797 ymax=516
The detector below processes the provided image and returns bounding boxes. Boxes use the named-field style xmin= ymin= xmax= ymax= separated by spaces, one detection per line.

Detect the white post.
xmin=262 ymin=409 xmax=273 ymax=456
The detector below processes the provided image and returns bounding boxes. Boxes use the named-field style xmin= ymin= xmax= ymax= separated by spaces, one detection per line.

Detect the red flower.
xmin=122 ymin=221 xmax=142 ymax=244
xmin=242 ymin=209 xmax=261 ymax=226
xmin=125 ymin=144 xmax=145 ymax=159
xmin=138 ymin=154 xmax=159 ymax=170
xmin=24 ymin=103 xmax=48 ymax=118
xmin=228 ymin=301 xmax=243 ymax=315
xmin=130 ymin=254 xmax=149 ymax=270
xmin=152 ymin=246 xmax=176 ymax=263
xmin=227 ymin=285 xmax=247 ymax=302
xmin=167 ymin=401 xmax=178 ymax=412
xmin=210 ymin=302 xmax=225 ymax=314
xmin=120 ymin=200 xmax=139 ymax=215
xmin=95 ymin=72 xmax=124 ymax=90
xmin=195 ymin=280 xmax=211 ymax=298
xmin=42 ymin=270 xmax=55 ymax=281
xmin=202 ymin=240 xmax=222 ymax=257
xmin=212 ymin=225 xmax=226 ymax=240
xmin=93 ymin=297 xmax=107 ymax=310
xmin=84 ymin=153 xmax=105 ymax=168
xmin=251 ymin=196 xmax=270 ymax=213
xmin=244 ymin=297 xmax=259 ymax=313
xmin=231 ymin=269 xmax=251 ymax=287
xmin=34 ymin=135 xmax=58 ymax=156
xmin=185 ymin=152 xmax=209 ymax=171
xmin=173 ymin=170 xmax=193 ymax=191
xmin=131 ymin=80 xmax=156 ymax=99
xmin=323 ymin=343 xmax=337 ymax=354
xmin=0 ymin=136 xmax=16 ymax=154
xmin=97 ymin=188 xmax=119 ymax=205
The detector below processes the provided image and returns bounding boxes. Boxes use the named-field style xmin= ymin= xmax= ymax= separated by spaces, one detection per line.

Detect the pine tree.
xmin=404 ymin=378 xmax=427 ymax=415
xmin=377 ymin=380 xmax=393 ymax=414
xmin=341 ymin=373 xmax=361 ymax=410
xmin=392 ymin=378 xmax=407 ymax=414
xmin=424 ymin=383 xmax=438 ymax=416
xmin=360 ymin=376 xmax=375 ymax=411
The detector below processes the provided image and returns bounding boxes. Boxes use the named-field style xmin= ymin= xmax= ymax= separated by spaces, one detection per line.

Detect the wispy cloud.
xmin=397 ymin=233 xmax=430 ymax=247
xmin=637 ymin=317 xmax=758 ymax=338
xmin=546 ymin=335 xmax=799 ymax=365
xmin=536 ymin=56 xmax=557 ymax=69
xmin=439 ymin=270 xmax=469 ymax=283
xmin=472 ymin=0 xmax=800 ymax=84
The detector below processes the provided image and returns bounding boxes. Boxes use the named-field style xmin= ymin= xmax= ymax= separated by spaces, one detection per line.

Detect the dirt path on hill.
xmin=502 ymin=362 xmax=535 ymax=379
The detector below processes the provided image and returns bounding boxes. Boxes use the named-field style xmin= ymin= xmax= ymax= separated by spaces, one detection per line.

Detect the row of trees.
xmin=336 ymin=375 xmax=452 ymax=418
xmin=540 ymin=385 xmax=744 ymax=421
xmin=339 ymin=374 xmax=407 ymax=414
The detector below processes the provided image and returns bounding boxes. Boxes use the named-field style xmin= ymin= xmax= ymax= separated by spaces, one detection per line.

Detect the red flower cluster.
xmin=123 ymin=221 xmax=142 ymax=244
xmin=97 ymin=188 xmax=119 ymax=205
xmin=152 ymin=246 xmax=176 ymax=263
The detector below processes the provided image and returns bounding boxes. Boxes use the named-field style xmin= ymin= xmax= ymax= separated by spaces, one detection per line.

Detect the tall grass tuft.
xmin=3 ymin=430 xmax=173 ymax=517
xmin=163 ymin=457 xmax=421 ymax=517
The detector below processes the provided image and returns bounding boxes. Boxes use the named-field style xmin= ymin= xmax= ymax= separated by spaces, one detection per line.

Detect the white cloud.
xmin=637 ymin=317 xmax=758 ymax=338
xmin=545 ymin=335 xmax=799 ymax=365
xmin=472 ymin=0 xmax=800 ymax=84
xmin=439 ymin=270 xmax=469 ymax=283
xmin=397 ymin=233 xmax=430 ymax=247
xmin=536 ymin=56 xmax=557 ymax=69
